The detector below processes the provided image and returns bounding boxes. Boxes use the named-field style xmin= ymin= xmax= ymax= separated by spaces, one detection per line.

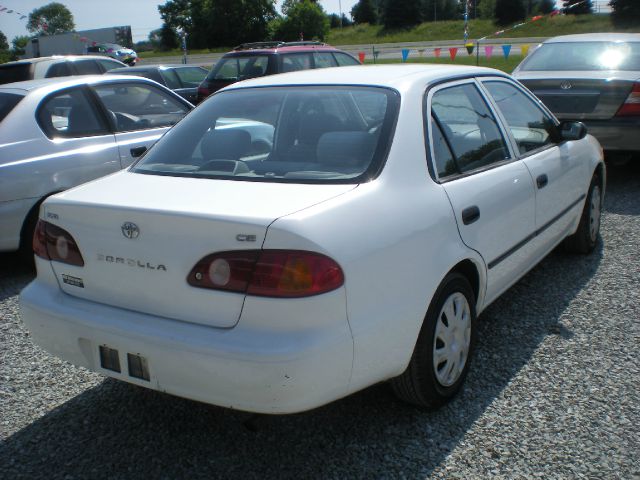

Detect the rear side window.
xmin=92 ymin=83 xmax=190 ymax=131
xmin=281 ymin=53 xmax=312 ymax=72
xmin=37 ymin=88 xmax=108 ymax=138
xmin=132 ymin=86 xmax=400 ymax=184
xmin=160 ymin=69 xmax=182 ymax=89
xmin=73 ymin=60 xmax=102 ymax=75
xmin=314 ymin=52 xmax=337 ymax=68
xmin=430 ymin=83 xmax=510 ymax=177
xmin=45 ymin=62 xmax=73 ymax=78
xmin=97 ymin=59 xmax=124 ymax=72
xmin=173 ymin=67 xmax=208 ymax=87
xmin=211 ymin=56 xmax=268 ymax=81
xmin=0 ymin=64 xmax=31 ymax=84
xmin=0 ymin=92 xmax=25 ymax=122
xmin=334 ymin=53 xmax=360 ymax=66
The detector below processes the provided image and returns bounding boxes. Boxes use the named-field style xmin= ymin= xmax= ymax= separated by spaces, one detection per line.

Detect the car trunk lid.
xmin=517 ymin=71 xmax=639 ymax=120
xmin=43 ymin=171 xmax=356 ymax=328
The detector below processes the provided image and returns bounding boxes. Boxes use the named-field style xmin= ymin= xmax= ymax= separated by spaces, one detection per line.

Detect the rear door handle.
xmin=130 ymin=146 xmax=147 ymax=158
xmin=537 ymin=174 xmax=548 ymax=189
xmin=461 ymin=205 xmax=480 ymax=225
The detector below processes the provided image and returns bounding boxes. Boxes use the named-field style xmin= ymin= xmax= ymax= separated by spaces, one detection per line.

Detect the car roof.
xmin=0 ymin=55 xmax=125 ymax=67
xmin=545 ymin=33 xmax=640 ymax=43
xmin=224 ymin=42 xmax=344 ymax=55
xmin=0 ymin=74 xmax=157 ymax=93
xmin=222 ymin=64 xmax=505 ymax=91
xmin=110 ymin=65 xmax=204 ymax=72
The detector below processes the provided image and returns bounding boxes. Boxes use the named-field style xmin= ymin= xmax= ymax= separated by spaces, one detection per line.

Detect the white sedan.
xmin=0 ymin=75 xmax=192 ymax=255
xmin=20 ymin=65 xmax=605 ymax=414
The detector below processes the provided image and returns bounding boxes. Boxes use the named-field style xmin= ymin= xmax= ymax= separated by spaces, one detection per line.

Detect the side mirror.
xmin=558 ymin=121 xmax=587 ymax=142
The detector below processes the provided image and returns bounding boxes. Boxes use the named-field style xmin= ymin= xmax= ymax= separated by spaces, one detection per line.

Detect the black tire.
xmin=18 ymin=202 xmax=42 ymax=266
xmin=391 ymin=272 xmax=477 ymax=409
xmin=564 ymin=174 xmax=602 ymax=254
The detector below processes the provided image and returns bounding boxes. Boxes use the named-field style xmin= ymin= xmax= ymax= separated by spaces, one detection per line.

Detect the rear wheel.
xmin=564 ymin=174 xmax=601 ymax=254
xmin=391 ymin=273 xmax=477 ymax=409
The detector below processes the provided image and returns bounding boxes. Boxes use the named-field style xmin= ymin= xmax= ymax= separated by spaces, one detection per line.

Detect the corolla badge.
xmin=121 ymin=222 xmax=140 ymax=239
xmin=560 ymin=81 xmax=573 ymax=90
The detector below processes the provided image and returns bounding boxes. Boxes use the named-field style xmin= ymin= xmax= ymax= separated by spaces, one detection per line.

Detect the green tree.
xmin=538 ymin=0 xmax=556 ymax=13
xmin=382 ymin=0 xmax=423 ymax=29
xmin=159 ymin=24 xmax=179 ymax=50
xmin=478 ymin=0 xmax=496 ymax=19
xmin=563 ymin=0 xmax=593 ymax=14
xmin=274 ymin=0 xmax=329 ymax=41
xmin=281 ymin=0 xmax=319 ymax=15
xmin=495 ymin=0 xmax=526 ymax=25
xmin=27 ymin=2 xmax=75 ymax=36
xmin=424 ymin=0 xmax=458 ymax=21
xmin=351 ymin=0 xmax=378 ymax=24
xmin=609 ymin=0 xmax=639 ymax=26
xmin=0 ymin=31 xmax=10 ymax=63
xmin=11 ymin=35 xmax=30 ymax=59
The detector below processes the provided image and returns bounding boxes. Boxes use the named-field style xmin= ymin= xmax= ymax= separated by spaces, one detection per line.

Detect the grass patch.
xmin=328 ymin=14 xmax=633 ymax=45
xmin=365 ymin=55 xmax=523 ymax=73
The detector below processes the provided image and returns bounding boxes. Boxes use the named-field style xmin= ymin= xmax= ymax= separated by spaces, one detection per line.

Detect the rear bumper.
xmin=0 ymin=197 xmax=38 ymax=252
xmin=582 ymin=118 xmax=640 ymax=152
xmin=20 ymin=269 xmax=353 ymax=414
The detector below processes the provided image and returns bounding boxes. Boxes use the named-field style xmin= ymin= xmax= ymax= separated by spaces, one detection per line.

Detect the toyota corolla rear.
xmin=20 ymin=83 xmax=400 ymax=413
xmin=513 ymin=35 xmax=640 ymax=154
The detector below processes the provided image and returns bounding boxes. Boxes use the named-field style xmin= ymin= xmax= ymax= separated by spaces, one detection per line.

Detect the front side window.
xmin=73 ymin=60 xmax=102 ymax=75
xmin=97 ymin=58 xmax=124 ymax=72
xmin=45 ymin=62 xmax=72 ymax=78
xmin=314 ymin=52 xmax=337 ymax=69
xmin=211 ymin=55 xmax=268 ymax=81
xmin=483 ymin=81 xmax=557 ymax=155
xmin=430 ymin=83 xmax=510 ymax=177
xmin=92 ymin=83 xmax=189 ymax=132
xmin=37 ymin=88 xmax=108 ymax=138
xmin=132 ymin=86 xmax=399 ymax=184
xmin=159 ymin=69 xmax=182 ymax=89
xmin=173 ymin=67 xmax=208 ymax=87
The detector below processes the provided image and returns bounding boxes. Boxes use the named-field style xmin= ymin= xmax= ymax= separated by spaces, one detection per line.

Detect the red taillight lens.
xmin=187 ymin=250 xmax=344 ymax=298
xmin=32 ymin=219 xmax=84 ymax=266
xmin=615 ymin=83 xmax=640 ymax=117
xmin=197 ymin=85 xmax=211 ymax=101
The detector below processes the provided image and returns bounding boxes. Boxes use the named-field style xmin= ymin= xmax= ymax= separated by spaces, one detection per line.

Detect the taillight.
xmin=615 ymin=82 xmax=640 ymax=117
xmin=187 ymin=250 xmax=344 ymax=298
xmin=197 ymin=85 xmax=211 ymax=101
xmin=32 ymin=219 xmax=85 ymax=266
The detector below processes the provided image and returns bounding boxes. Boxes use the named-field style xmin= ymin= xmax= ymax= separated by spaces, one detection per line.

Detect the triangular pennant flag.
xmin=449 ymin=47 xmax=458 ymax=61
xmin=434 ymin=47 xmax=441 ymax=58
xmin=502 ymin=44 xmax=511 ymax=59
xmin=401 ymin=49 xmax=409 ymax=62
xmin=484 ymin=45 xmax=493 ymax=59
xmin=358 ymin=52 xmax=365 ymax=63
xmin=521 ymin=44 xmax=530 ymax=56
xmin=465 ymin=43 xmax=474 ymax=55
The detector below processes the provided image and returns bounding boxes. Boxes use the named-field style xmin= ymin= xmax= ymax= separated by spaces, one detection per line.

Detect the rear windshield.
xmin=519 ymin=41 xmax=640 ymax=71
xmin=209 ymin=55 xmax=269 ymax=81
xmin=0 ymin=92 xmax=25 ymax=122
xmin=132 ymin=86 xmax=399 ymax=184
xmin=0 ymin=64 xmax=31 ymax=85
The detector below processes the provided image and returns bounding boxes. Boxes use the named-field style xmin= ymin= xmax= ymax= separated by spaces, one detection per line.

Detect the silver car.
xmin=0 ymin=75 xmax=192 ymax=255
xmin=513 ymin=33 xmax=640 ymax=159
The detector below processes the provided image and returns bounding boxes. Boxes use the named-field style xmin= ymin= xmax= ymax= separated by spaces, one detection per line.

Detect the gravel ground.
xmin=1 ymin=163 xmax=638 ymax=479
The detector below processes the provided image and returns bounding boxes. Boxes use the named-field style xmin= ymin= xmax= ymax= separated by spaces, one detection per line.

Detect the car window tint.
xmin=0 ymin=64 xmax=31 ymax=84
xmin=212 ymin=56 xmax=268 ymax=81
xmin=173 ymin=67 xmax=207 ymax=87
xmin=334 ymin=53 xmax=360 ymax=66
xmin=133 ymin=86 xmax=399 ymax=184
xmin=160 ymin=69 xmax=181 ymax=89
xmin=314 ymin=52 xmax=337 ymax=68
xmin=431 ymin=83 xmax=509 ymax=174
xmin=45 ymin=62 xmax=73 ymax=78
xmin=0 ymin=92 xmax=25 ymax=122
xmin=97 ymin=59 xmax=123 ymax=72
xmin=37 ymin=88 xmax=108 ymax=138
xmin=92 ymin=83 xmax=189 ymax=132
xmin=73 ymin=60 xmax=102 ymax=75
xmin=430 ymin=116 xmax=457 ymax=178
xmin=483 ymin=81 xmax=556 ymax=155
xmin=281 ymin=53 xmax=312 ymax=72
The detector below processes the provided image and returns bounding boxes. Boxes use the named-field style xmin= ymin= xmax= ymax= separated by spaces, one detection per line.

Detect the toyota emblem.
xmin=560 ymin=81 xmax=572 ymax=90
xmin=121 ymin=222 xmax=140 ymax=239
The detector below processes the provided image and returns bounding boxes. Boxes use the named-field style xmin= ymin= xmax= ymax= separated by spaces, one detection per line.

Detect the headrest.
xmin=201 ymin=128 xmax=251 ymax=160
xmin=316 ymin=131 xmax=376 ymax=167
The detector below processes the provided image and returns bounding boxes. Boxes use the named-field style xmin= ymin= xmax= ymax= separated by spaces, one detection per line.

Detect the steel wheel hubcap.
xmin=589 ymin=185 xmax=601 ymax=242
xmin=433 ymin=292 xmax=471 ymax=387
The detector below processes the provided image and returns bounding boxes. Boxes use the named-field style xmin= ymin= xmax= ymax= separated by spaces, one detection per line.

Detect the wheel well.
xmin=450 ymin=259 xmax=480 ymax=304
xmin=19 ymin=193 xmax=59 ymax=248
xmin=594 ymin=163 xmax=604 ymax=189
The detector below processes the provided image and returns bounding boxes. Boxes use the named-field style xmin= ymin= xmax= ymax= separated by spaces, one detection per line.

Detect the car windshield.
xmin=210 ymin=55 xmax=269 ymax=81
xmin=519 ymin=41 xmax=640 ymax=71
xmin=132 ymin=86 xmax=399 ymax=184
xmin=0 ymin=92 xmax=25 ymax=122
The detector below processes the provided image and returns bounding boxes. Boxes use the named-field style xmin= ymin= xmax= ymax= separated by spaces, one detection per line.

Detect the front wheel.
xmin=391 ymin=273 xmax=477 ymax=409
xmin=564 ymin=174 xmax=602 ymax=254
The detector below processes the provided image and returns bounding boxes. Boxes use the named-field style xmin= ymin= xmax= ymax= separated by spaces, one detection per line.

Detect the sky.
xmin=0 ymin=0 xmax=358 ymax=44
